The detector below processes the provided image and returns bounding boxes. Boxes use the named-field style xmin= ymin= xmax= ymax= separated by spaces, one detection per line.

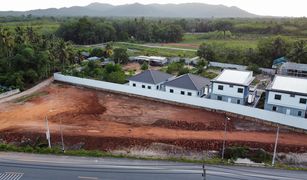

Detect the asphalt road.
xmin=0 ymin=152 xmax=306 ymax=180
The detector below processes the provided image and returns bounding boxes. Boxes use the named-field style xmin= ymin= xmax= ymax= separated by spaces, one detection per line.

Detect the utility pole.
xmin=202 ymin=164 xmax=206 ymax=180
xmin=45 ymin=116 xmax=51 ymax=148
xmin=222 ymin=116 xmax=230 ymax=160
xmin=272 ymin=125 xmax=280 ymax=166
xmin=60 ymin=118 xmax=65 ymax=153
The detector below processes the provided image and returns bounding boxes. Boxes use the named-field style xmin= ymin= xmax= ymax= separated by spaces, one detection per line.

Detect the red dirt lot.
xmin=0 ymin=83 xmax=307 ymax=153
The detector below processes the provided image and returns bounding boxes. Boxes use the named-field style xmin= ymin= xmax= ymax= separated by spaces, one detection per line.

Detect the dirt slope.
xmin=0 ymin=83 xmax=306 ymax=153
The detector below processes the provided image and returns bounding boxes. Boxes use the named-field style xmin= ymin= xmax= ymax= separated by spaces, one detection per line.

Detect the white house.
xmin=163 ymin=74 xmax=211 ymax=97
xmin=210 ymin=69 xmax=254 ymax=105
xmin=129 ymin=56 xmax=167 ymax=66
xmin=264 ymin=75 xmax=307 ymax=118
xmin=128 ymin=70 xmax=174 ymax=90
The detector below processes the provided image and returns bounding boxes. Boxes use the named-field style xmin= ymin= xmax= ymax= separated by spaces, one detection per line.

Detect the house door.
xmin=286 ymin=109 xmax=291 ymax=115
xmin=228 ymin=98 xmax=231 ymax=103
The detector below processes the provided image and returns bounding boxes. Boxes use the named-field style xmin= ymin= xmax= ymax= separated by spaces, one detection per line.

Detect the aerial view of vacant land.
xmin=1 ymin=83 xmax=306 ymax=156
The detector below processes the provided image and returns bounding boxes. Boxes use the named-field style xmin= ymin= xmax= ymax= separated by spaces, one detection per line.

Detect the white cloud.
xmin=0 ymin=0 xmax=306 ymax=17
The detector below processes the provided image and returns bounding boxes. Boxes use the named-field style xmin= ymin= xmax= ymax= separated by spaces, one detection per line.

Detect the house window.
xmin=147 ymin=86 xmax=151 ymax=89
xmin=142 ymin=85 xmax=145 ymax=88
xmin=237 ymin=88 xmax=243 ymax=93
xmin=217 ymin=96 xmax=222 ymax=101
xmin=274 ymin=94 xmax=282 ymax=100
xmin=298 ymin=111 xmax=302 ymax=116
xmin=290 ymin=94 xmax=295 ymax=98
xmin=181 ymin=91 xmax=185 ymax=95
xmin=272 ymin=106 xmax=277 ymax=111
xmin=229 ymin=85 xmax=233 ymax=88
xmin=187 ymin=92 xmax=192 ymax=96
xmin=237 ymin=99 xmax=240 ymax=104
xmin=218 ymin=85 xmax=223 ymax=90
xmin=132 ymin=83 xmax=136 ymax=87
xmin=300 ymin=98 xmax=307 ymax=104
xmin=170 ymin=89 xmax=174 ymax=93
xmin=156 ymin=86 xmax=159 ymax=90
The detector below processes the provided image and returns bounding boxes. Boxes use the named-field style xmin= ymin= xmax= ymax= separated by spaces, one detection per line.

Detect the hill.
xmin=0 ymin=2 xmax=258 ymax=18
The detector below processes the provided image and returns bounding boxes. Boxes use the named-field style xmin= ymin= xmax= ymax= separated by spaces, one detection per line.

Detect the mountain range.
xmin=0 ymin=3 xmax=258 ymax=18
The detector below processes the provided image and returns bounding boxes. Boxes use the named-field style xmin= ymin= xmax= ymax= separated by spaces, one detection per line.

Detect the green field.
xmin=180 ymin=33 xmax=307 ymax=50
xmin=113 ymin=42 xmax=197 ymax=58
xmin=0 ymin=20 xmax=59 ymax=35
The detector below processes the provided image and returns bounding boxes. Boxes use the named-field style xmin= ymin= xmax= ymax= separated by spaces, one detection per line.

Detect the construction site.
xmin=0 ymin=82 xmax=307 ymax=162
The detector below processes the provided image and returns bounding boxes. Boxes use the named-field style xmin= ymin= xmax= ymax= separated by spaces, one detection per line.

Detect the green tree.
xmin=213 ymin=21 xmax=233 ymax=39
xmin=288 ymin=40 xmax=307 ymax=64
xmin=104 ymin=43 xmax=113 ymax=57
xmin=112 ymin=48 xmax=128 ymax=64
xmin=197 ymin=43 xmax=215 ymax=61
xmin=141 ymin=62 xmax=149 ymax=70
xmin=91 ymin=48 xmax=104 ymax=57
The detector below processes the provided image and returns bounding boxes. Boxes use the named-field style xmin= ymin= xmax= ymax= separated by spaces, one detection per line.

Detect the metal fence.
xmin=54 ymin=73 xmax=307 ymax=130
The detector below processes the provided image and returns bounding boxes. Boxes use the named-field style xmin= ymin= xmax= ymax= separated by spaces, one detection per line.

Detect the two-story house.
xmin=210 ymin=69 xmax=254 ymax=105
xmin=128 ymin=70 xmax=174 ymax=90
xmin=264 ymin=75 xmax=307 ymax=118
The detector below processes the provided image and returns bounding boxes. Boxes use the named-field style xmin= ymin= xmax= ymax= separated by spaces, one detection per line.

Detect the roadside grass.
xmin=14 ymin=91 xmax=49 ymax=103
xmin=0 ymin=143 xmax=227 ymax=165
xmin=0 ymin=143 xmax=306 ymax=171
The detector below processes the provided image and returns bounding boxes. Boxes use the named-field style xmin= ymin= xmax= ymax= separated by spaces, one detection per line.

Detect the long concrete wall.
xmin=0 ymin=89 xmax=20 ymax=99
xmin=54 ymin=73 xmax=307 ymax=130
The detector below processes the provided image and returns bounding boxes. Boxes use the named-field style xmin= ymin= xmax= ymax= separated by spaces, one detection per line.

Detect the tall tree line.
xmin=0 ymin=26 xmax=76 ymax=90
xmin=56 ymin=17 xmax=184 ymax=45
xmin=197 ymin=36 xmax=307 ymax=68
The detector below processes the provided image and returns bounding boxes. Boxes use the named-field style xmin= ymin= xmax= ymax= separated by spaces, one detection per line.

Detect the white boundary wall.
xmin=0 ymin=89 xmax=20 ymax=99
xmin=54 ymin=73 xmax=307 ymax=130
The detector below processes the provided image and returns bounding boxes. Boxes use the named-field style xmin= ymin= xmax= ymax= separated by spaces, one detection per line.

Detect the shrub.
xmin=224 ymin=146 xmax=248 ymax=160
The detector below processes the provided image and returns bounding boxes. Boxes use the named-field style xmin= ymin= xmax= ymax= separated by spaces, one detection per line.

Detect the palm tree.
xmin=288 ymin=40 xmax=306 ymax=64
xmin=0 ymin=28 xmax=14 ymax=58
xmin=15 ymin=26 xmax=25 ymax=45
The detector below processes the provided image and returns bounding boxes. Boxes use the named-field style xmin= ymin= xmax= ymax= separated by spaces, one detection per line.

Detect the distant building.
xmin=210 ymin=69 xmax=255 ymax=105
xmin=100 ymin=59 xmax=115 ymax=66
xmin=208 ymin=62 xmax=247 ymax=71
xmin=147 ymin=56 xmax=168 ymax=66
xmin=163 ymin=74 xmax=211 ymax=97
xmin=259 ymin=68 xmax=276 ymax=76
xmin=81 ymin=51 xmax=90 ymax=58
xmin=87 ymin=56 xmax=100 ymax=61
xmin=128 ymin=70 xmax=174 ymax=90
xmin=129 ymin=56 xmax=167 ymax=66
xmin=278 ymin=62 xmax=307 ymax=78
xmin=265 ymin=76 xmax=307 ymax=118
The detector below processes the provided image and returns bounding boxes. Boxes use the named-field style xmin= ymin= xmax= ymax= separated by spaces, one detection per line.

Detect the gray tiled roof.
xmin=164 ymin=74 xmax=210 ymax=91
xmin=128 ymin=70 xmax=173 ymax=84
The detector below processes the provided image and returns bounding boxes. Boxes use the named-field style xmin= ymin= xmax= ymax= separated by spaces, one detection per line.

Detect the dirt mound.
xmin=2 ymin=131 xmax=307 ymax=153
xmin=152 ymin=119 xmax=234 ymax=131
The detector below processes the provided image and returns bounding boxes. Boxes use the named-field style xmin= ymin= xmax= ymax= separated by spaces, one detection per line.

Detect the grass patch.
xmin=113 ymin=42 xmax=197 ymax=58
xmin=200 ymin=71 xmax=219 ymax=79
xmin=14 ymin=91 xmax=49 ymax=103
xmin=1 ymin=143 xmax=307 ymax=171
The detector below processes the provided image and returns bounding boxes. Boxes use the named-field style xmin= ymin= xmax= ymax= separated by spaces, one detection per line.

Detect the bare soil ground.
xmin=123 ymin=62 xmax=162 ymax=74
xmin=0 ymin=83 xmax=307 ymax=153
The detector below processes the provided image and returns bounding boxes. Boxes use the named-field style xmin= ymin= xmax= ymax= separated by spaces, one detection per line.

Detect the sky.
xmin=0 ymin=0 xmax=306 ymax=17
